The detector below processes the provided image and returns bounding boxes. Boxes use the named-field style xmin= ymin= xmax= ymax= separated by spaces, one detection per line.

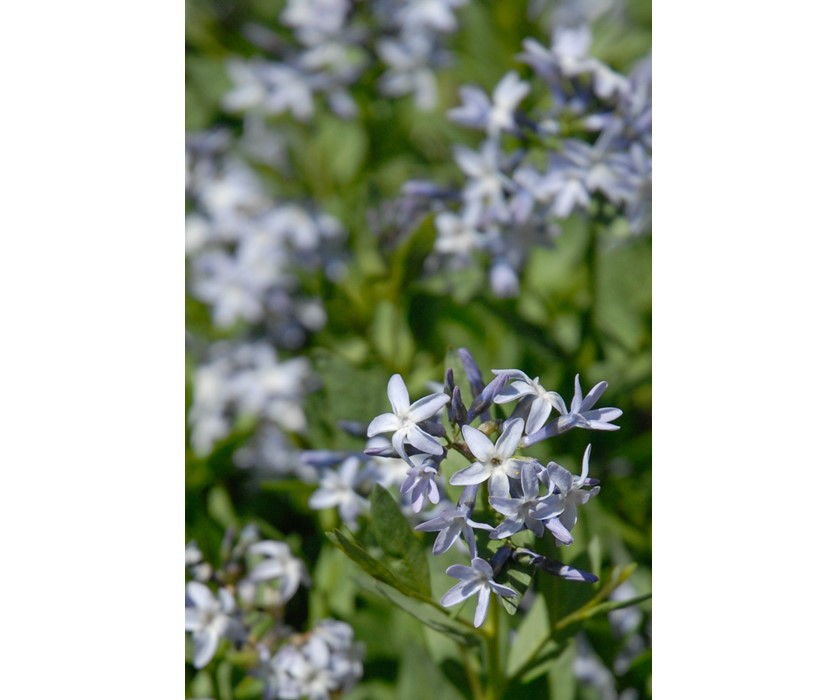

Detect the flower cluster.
xmin=263 ymin=620 xmax=365 ymax=700
xmin=311 ymin=347 xmax=620 ymax=627
xmin=186 ymin=132 xmax=346 ymax=348
xmin=221 ymin=0 xmax=468 ymax=120
xmin=402 ymin=22 xmax=652 ymax=297
xmin=188 ymin=341 xmax=316 ymax=458
xmin=185 ymin=526 xmax=364 ymax=699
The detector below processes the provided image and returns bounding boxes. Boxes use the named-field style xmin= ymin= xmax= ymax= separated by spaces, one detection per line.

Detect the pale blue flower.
xmin=185 ymin=582 xmax=245 ymax=669
xmin=308 ymin=456 xmax=368 ymax=529
xmin=491 ymin=369 xmax=566 ymax=434
xmin=489 ymin=462 xmax=563 ymax=538
xmin=557 ymin=374 xmax=622 ymax=432
xmin=366 ymin=374 xmax=450 ymax=464
xmin=545 ymin=444 xmax=601 ymax=532
xmin=441 ymin=557 xmax=517 ymax=627
xmin=246 ymin=541 xmax=310 ymax=604
xmin=448 ymin=72 xmax=530 ymax=137
xmin=400 ymin=457 xmax=442 ymax=512
xmin=415 ymin=485 xmax=493 ymax=556
xmin=449 ymin=418 xmax=525 ymax=498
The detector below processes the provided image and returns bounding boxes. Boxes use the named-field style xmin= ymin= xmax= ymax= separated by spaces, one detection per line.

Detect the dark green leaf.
xmin=369 ymin=485 xmax=431 ymax=597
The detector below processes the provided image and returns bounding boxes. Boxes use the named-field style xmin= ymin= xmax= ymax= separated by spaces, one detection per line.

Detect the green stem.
xmin=460 ymin=643 xmax=485 ymax=700
xmin=484 ymin=598 xmax=505 ymax=700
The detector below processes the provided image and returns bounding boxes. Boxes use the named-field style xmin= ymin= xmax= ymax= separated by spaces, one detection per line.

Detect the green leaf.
xmin=388 ymin=214 xmax=437 ymax=294
xmin=360 ymin=578 xmax=483 ymax=648
xmin=207 ymin=485 xmax=238 ymax=529
xmin=326 ymin=529 xmax=407 ymax=594
xmin=371 ymin=299 xmax=416 ymax=369
xmin=369 ymin=485 xmax=431 ymax=597
xmin=507 ymin=593 xmax=551 ymax=678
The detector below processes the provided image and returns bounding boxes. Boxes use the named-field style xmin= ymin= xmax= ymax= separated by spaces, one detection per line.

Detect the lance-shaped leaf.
xmin=369 ymin=485 xmax=432 ymax=597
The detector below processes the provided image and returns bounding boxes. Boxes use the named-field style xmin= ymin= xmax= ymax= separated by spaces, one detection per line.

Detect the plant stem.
xmin=460 ymin=643 xmax=485 ymax=700
xmin=484 ymin=598 xmax=505 ymax=700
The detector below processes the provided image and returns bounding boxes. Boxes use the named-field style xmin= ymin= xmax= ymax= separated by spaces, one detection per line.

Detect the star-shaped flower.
xmin=491 ymin=369 xmax=566 ymax=433
xmin=449 ymin=418 xmax=525 ymax=498
xmin=440 ymin=557 xmax=517 ymax=627
xmin=185 ymin=582 xmax=245 ymax=669
xmin=545 ymin=444 xmax=601 ymax=532
xmin=489 ymin=462 xmax=563 ymax=538
xmin=556 ymin=374 xmax=622 ymax=432
xmin=366 ymin=374 xmax=450 ymax=465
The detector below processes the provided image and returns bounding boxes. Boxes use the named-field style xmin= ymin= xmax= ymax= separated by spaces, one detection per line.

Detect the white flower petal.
xmin=367 ymin=412 xmax=400 ymax=436
xmin=387 ymin=374 xmax=411 ymax=415
xmin=450 ymin=462 xmax=491 ymax=486
xmin=461 ymin=424 xmax=495 ymax=462
xmin=407 ymin=392 xmax=450 ymax=421
xmin=495 ymin=418 xmax=524 ymax=458
xmin=474 ymin=586 xmax=491 ymax=627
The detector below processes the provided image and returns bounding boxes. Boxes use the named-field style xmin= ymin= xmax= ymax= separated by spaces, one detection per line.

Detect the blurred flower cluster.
xmin=185 ymin=525 xmax=364 ymax=699
xmin=403 ymin=23 xmax=652 ymax=297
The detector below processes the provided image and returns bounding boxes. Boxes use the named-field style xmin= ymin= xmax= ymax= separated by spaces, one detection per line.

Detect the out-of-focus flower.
xmin=185 ymin=582 xmax=245 ymax=669
xmin=264 ymin=620 xmax=364 ymax=700
xmin=246 ymin=541 xmax=310 ymax=604
xmin=308 ymin=456 xmax=368 ymax=530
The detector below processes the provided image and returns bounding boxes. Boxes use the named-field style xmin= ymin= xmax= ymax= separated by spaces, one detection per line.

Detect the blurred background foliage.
xmin=186 ymin=1 xmax=651 ymax=698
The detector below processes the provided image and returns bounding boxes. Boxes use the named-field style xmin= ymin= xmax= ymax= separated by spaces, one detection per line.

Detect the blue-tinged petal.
xmin=387 ymin=374 xmax=411 ymax=416
xmin=520 ymin=462 xmax=540 ymax=500
xmin=488 ymin=497 xmax=522 ymax=517
xmin=408 ymin=392 xmax=450 ymax=422
xmin=488 ymin=470 xmax=511 ymax=499
xmin=474 ymin=586 xmax=491 ymax=627
xmin=579 ymin=380 xmax=608 ymax=413
xmin=461 ymin=424 xmax=495 ymax=462
xmin=525 ymin=398 xmax=553 ymax=434
xmin=546 ymin=517 xmax=574 ymax=545
xmin=450 ymin=462 xmax=491 ymax=486
xmin=495 ymin=417 xmax=525 ymax=458
xmin=441 ymin=579 xmax=481 ymax=607
xmin=191 ymin=630 xmax=219 ymax=669
xmin=547 ymin=391 xmax=568 ymax=415
xmin=433 ymin=523 xmax=463 ymax=555
xmin=531 ymin=494 xmax=563 ymax=520
xmin=406 ymin=424 xmax=444 ymax=455
xmin=570 ymin=374 xmax=583 ymax=413
xmin=490 ymin=368 xmax=529 ymax=381
xmin=446 ymin=564 xmax=477 ymax=580
xmin=308 ymin=489 xmax=342 ymax=509
xmin=248 ymin=560 xmax=284 ymax=582
xmin=547 ymin=462 xmax=574 ymax=494
xmin=580 ymin=444 xmax=592 ymax=481
xmin=491 ymin=519 xmax=523 ymax=539
xmin=185 ymin=608 xmax=202 ymax=631
xmin=392 ymin=430 xmax=410 ymax=463
xmin=472 ymin=557 xmax=494 ymax=578
xmin=489 ymin=581 xmax=518 ymax=598
xmin=186 ymin=581 xmax=215 ymax=609
xmin=366 ymin=412 xmax=400 ymax=437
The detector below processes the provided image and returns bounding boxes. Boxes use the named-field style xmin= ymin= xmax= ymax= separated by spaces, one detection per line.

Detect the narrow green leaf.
xmin=360 ymin=578 xmax=483 ymax=648
xmin=369 ymin=485 xmax=431 ymax=597
xmin=207 ymin=486 xmax=238 ymax=529
xmin=326 ymin=530 xmax=406 ymax=594
xmin=371 ymin=299 xmax=416 ymax=369
xmin=507 ymin=594 xmax=551 ymax=677
xmin=389 ymin=214 xmax=437 ymax=294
